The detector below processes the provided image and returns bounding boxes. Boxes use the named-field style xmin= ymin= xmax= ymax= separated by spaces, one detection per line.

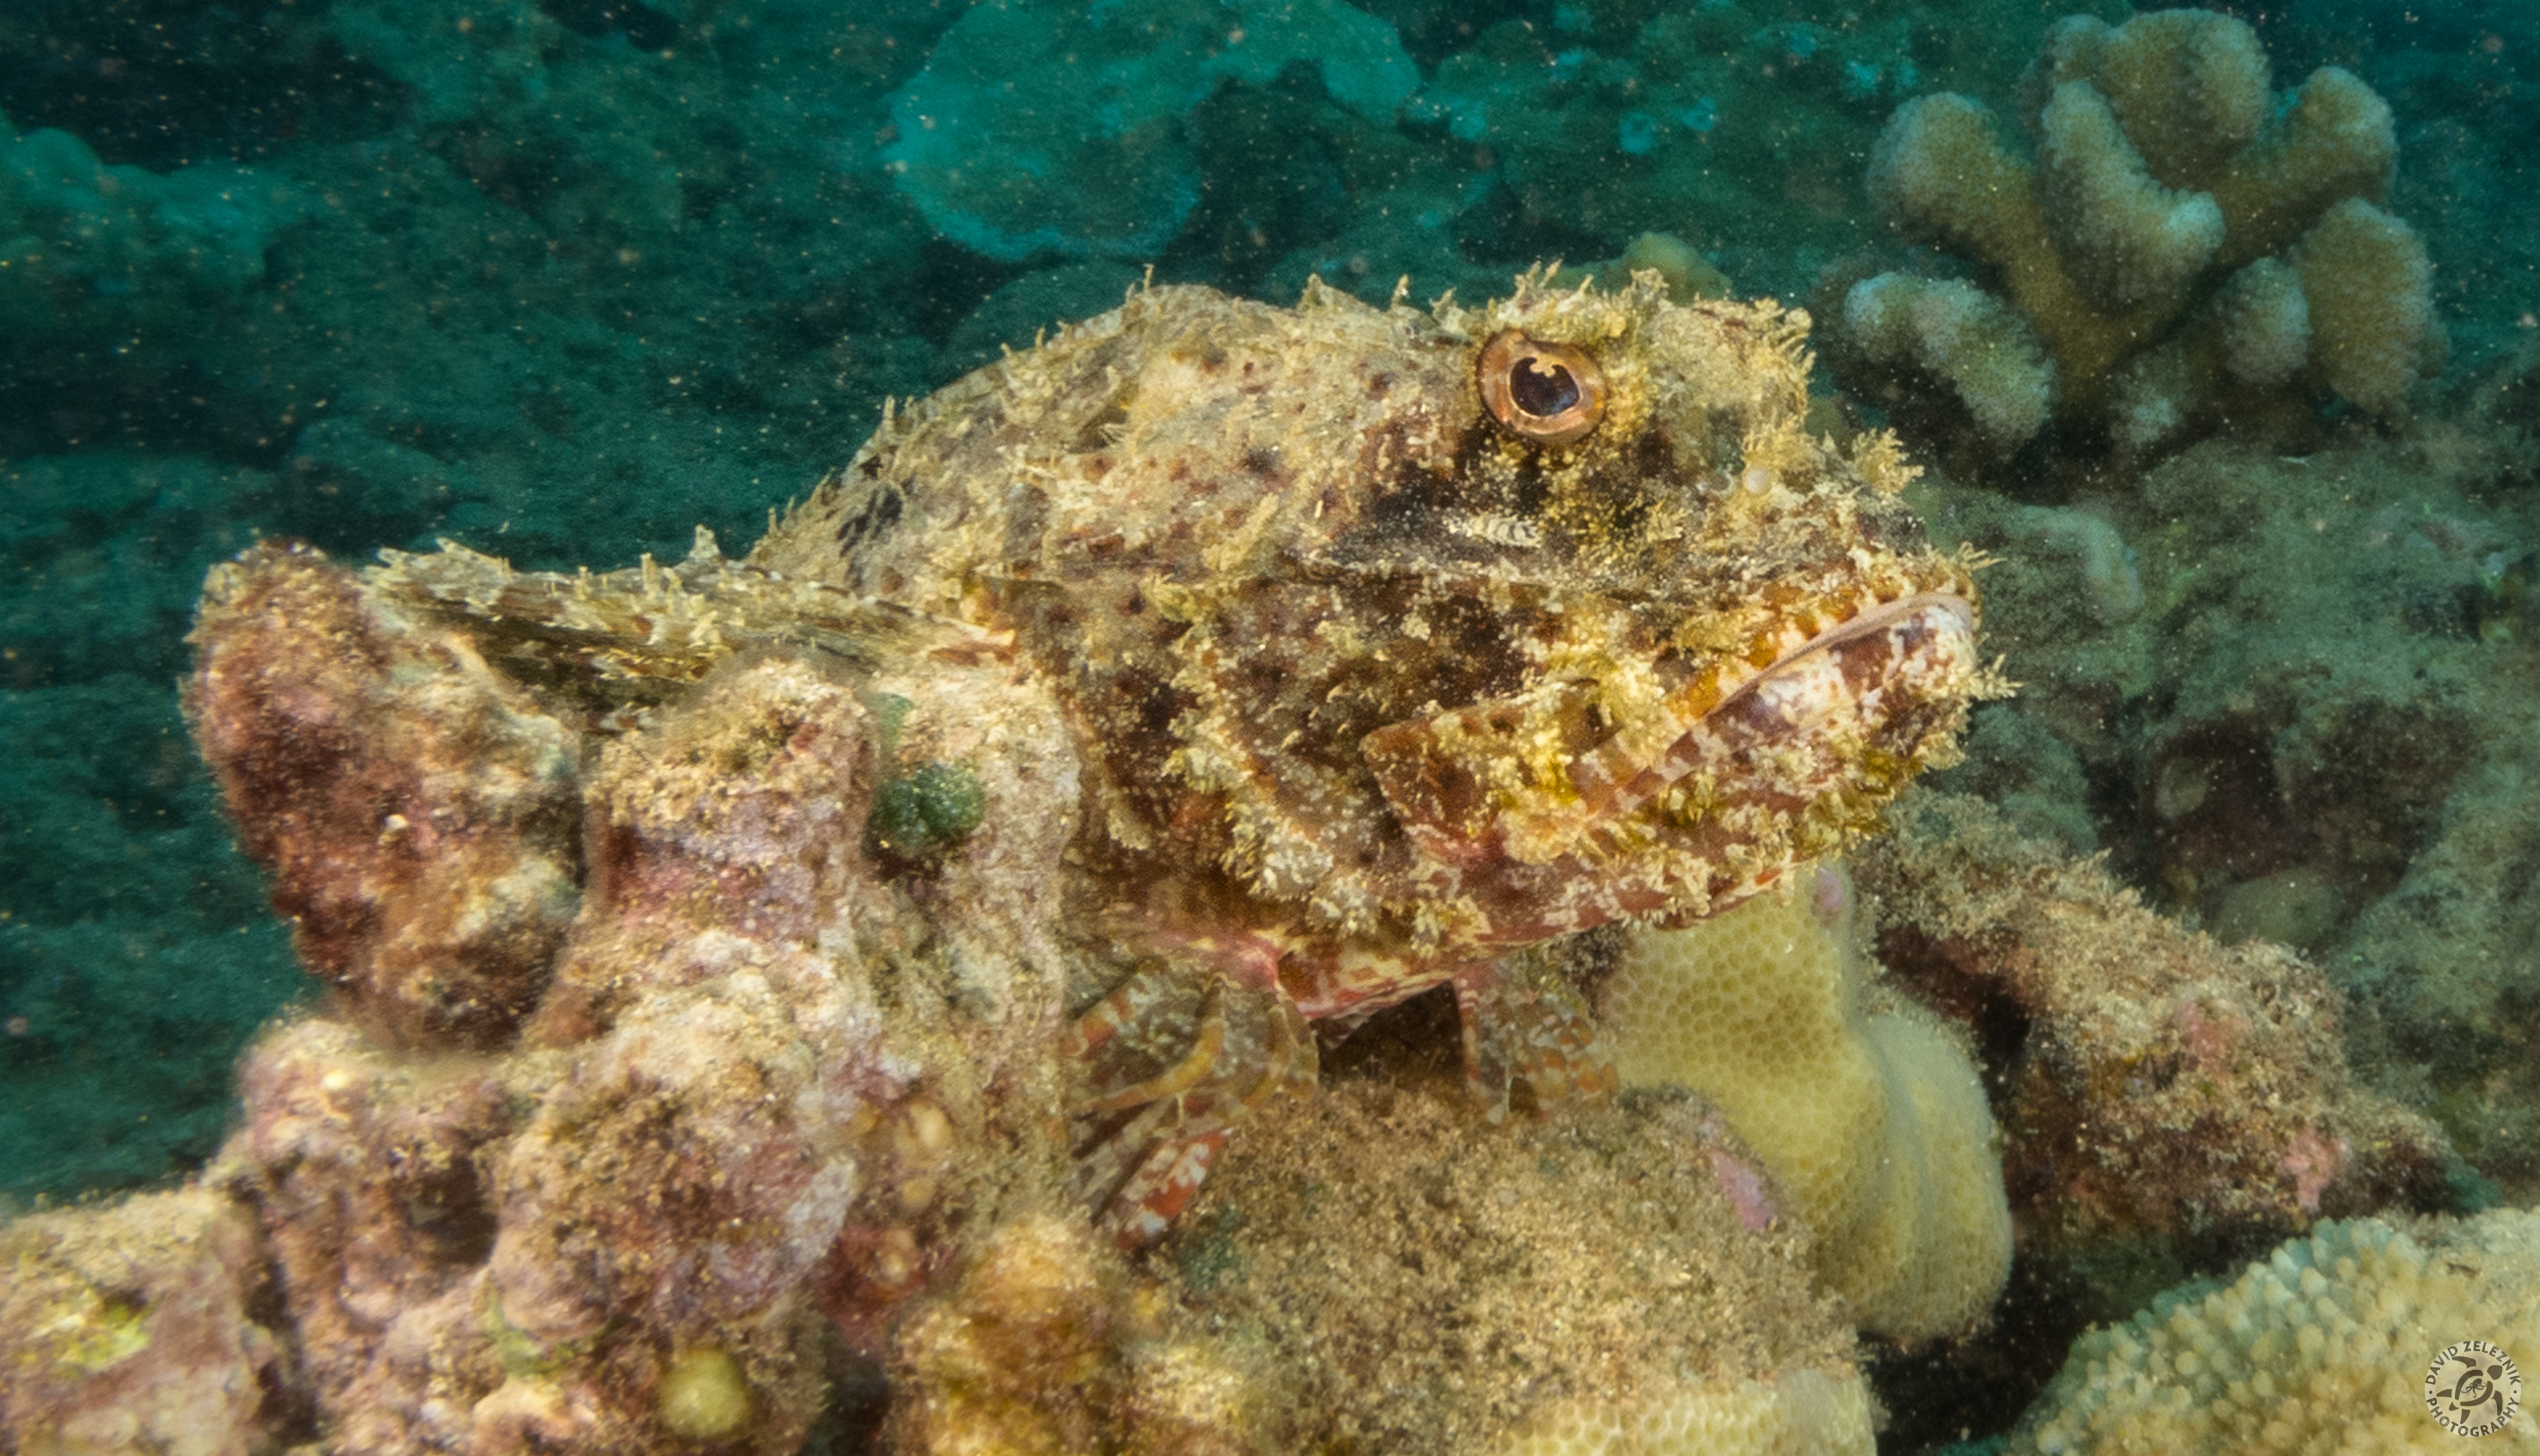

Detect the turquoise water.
xmin=1 ymin=1 xmax=2534 ymax=1447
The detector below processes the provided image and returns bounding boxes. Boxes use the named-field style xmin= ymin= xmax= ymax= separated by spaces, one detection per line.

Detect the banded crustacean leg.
xmin=1061 ymin=937 xmax=1317 ymax=1248
xmin=1292 ymin=938 xmax=1620 ymax=1124
xmin=1446 ymin=949 xmax=1620 ymax=1121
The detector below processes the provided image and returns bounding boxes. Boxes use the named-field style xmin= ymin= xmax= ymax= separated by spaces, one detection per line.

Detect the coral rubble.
xmin=1830 ymin=9 xmax=2443 ymax=458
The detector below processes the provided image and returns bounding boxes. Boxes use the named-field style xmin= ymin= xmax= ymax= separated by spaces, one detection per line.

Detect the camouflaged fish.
xmin=372 ymin=270 xmax=1994 ymax=1243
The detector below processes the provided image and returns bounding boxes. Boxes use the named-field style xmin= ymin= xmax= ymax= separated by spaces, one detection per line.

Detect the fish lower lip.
xmin=1625 ymin=592 xmax=1978 ymax=792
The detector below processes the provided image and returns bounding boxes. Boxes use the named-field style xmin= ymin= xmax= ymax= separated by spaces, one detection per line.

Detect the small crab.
xmin=367 ymin=272 xmax=1991 ymax=1244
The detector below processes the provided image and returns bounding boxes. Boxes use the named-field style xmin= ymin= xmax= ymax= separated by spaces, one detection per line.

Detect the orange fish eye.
xmin=1477 ymin=330 xmax=1607 ymax=447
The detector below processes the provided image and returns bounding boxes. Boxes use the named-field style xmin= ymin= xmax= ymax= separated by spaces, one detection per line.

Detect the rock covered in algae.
xmin=1142 ymin=1072 xmax=1872 ymax=1456
xmin=165 ymin=543 xmax=1094 ymax=1453
xmin=0 ymin=1186 xmax=292 ymax=1456
xmin=185 ymin=540 xmax=583 ymax=1049
xmin=873 ymin=1064 xmax=1876 ymax=1455
xmin=1855 ymin=791 xmax=2451 ymax=1254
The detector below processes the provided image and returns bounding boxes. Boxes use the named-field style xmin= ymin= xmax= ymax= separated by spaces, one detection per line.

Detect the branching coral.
xmin=1829 ymin=9 xmax=2441 ymax=457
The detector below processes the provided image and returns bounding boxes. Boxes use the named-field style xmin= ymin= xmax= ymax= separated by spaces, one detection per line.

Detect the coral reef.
xmin=1856 ymin=792 xmax=2451 ymax=1256
xmin=1830 ymin=9 xmax=2443 ymax=458
xmin=4 ymin=522 xmax=1910 ymax=1453
xmin=84 ymin=539 xmax=1087 ymax=1453
xmin=882 ymin=1072 xmax=1880 ymax=1456
xmin=10 ymin=3 xmax=2540 ymax=1448
xmin=1600 ymin=865 xmax=2013 ymax=1341
xmin=2006 ymin=1207 xmax=2540 ymax=1453
xmin=1498 ymin=1373 xmax=1874 ymax=1456
xmin=1911 ymin=422 xmax=2540 ymax=1206
xmin=0 ymin=540 xmax=2459 ymax=1450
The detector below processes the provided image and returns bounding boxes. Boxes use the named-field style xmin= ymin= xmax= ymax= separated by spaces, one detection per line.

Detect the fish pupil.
xmin=1510 ymin=359 xmax=1580 ymax=416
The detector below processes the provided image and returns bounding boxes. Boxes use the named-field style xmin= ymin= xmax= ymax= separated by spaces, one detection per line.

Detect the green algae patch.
xmin=856 ymin=688 xmax=987 ymax=869
xmin=869 ymin=761 xmax=987 ymax=859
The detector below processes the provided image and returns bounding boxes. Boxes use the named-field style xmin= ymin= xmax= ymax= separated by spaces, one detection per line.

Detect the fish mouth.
xmin=1578 ymin=591 xmax=1977 ymax=825
xmin=1362 ymin=576 xmax=1983 ymax=940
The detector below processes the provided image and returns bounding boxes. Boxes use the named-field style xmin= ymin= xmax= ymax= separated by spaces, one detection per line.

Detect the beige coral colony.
xmin=0 ymin=9 xmax=2513 ymax=1456
xmin=1830 ymin=7 xmax=2444 ymax=459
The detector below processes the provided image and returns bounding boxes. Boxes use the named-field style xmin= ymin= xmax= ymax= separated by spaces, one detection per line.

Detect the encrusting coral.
xmin=2006 ymin=1207 xmax=2540 ymax=1453
xmin=1830 ymin=9 xmax=2442 ymax=458
xmin=1599 ymin=864 xmax=2014 ymax=1342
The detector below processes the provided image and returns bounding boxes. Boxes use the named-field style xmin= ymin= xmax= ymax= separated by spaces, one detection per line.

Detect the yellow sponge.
xmin=1602 ymin=867 xmax=2011 ymax=1340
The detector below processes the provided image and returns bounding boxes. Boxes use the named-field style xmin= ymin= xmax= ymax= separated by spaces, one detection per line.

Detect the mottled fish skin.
xmin=756 ymin=272 xmax=1990 ymax=968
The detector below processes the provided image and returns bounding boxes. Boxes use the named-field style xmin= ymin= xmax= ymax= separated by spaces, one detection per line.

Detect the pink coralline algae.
xmin=185 ymin=541 xmax=583 ymax=1049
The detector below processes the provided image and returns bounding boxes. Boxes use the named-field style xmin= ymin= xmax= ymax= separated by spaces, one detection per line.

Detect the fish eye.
xmin=1478 ymin=330 xmax=1607 ymax=447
